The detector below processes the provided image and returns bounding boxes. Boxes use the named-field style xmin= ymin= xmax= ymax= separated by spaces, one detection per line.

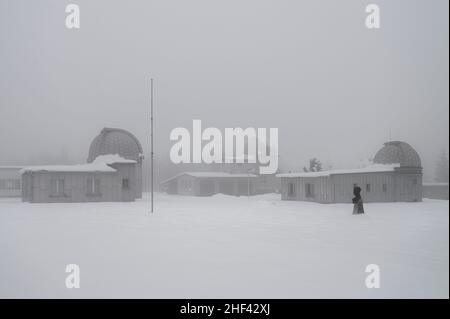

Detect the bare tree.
xmin=303 ymin=158 xmax=323 ymax=172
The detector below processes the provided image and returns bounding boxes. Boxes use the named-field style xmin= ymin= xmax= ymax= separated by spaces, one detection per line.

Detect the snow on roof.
xmin=0 ymin=166 xmax=23 ymax=169
xmin=93 ymin=154 xmax=137 ymax=164
xmin=161 ymin=171 xmax=258 ymax=184
xmin=20 ymin=163 xmax=117 ymax=174
xmin=276 ymin=164 xmax=401 ymax=178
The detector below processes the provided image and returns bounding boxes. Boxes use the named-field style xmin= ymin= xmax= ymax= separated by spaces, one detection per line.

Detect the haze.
xmin=0 ymin=0 xmax=448 ymax=184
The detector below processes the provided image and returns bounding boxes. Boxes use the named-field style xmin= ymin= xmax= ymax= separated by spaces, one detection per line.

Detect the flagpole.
xmin=151 ymin=78 xmax=154 ymax=213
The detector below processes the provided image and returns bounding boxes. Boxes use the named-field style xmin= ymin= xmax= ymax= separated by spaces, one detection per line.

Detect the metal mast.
xmin=150 ymin=78 xmax=154 ymax=213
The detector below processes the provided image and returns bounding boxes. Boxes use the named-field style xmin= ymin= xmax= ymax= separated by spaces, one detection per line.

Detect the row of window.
xmin=356 ymin=183 xmax=388 ymax=193
xmin=49 ymin=177 xmax=130 ymax=196
xmin=287 ymin=182 xmax=391 ymax=198
xmin=288 ymin=183 xmax=316 ymax=198
xmin=0 ymin=179 xmax=21 ymax=190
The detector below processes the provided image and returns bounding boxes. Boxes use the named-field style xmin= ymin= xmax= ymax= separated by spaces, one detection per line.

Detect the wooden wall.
xmin=0 ymin=168 xmax=22 ymax=197
xmin=281 ymin=171 xmax=423 ymax=203
xmin=280 ymin=176 xmax=333 ymax=203
xmin=22 ymin=171 xmax=121 ymax=203
xmin=332 ymin=172 xmax=396 ymax=203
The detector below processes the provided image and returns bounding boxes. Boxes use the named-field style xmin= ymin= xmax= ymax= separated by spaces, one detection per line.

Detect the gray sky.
xmin=0 ymin=0 xmax=448 ymax=181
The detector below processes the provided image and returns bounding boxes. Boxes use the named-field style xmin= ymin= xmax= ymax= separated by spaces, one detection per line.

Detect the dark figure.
xmin=352 ymin=186 xmax=365 ymax=215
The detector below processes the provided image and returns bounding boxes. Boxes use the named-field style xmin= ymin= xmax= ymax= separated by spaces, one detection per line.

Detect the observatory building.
xmin=0 ymin=166 xmax=23 ymax=197
xmin=87 ymin=128 xmax=144 ymax=198
xmin=278 ymin=141 xmax=423 ymax=203
xmin=21 ymin=128 xmax=143 ymax=203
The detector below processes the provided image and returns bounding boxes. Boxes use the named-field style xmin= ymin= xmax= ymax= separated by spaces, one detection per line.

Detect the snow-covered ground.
xmin=0 ymin=193 xmax=448 ymax=298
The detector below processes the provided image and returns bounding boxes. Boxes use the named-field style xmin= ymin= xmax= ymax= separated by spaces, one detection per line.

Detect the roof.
xmin=20 ymin=163 xmax=117 ymax=174
xmin=93 ymin=154 xmax=137 ymax=165
xmin=374 ymin=141 xmax=421 ymax=167
xmin=161 ymin=171 xmax=258 ymax=184
xmin=276 ymin=164 xmax=400 ymax=178
xmin=87 ymin=128 xmax=144 ymax=163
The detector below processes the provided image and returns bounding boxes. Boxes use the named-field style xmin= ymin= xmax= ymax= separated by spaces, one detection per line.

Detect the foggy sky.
xmin=0 ymin=0 xmax=448 ymax=182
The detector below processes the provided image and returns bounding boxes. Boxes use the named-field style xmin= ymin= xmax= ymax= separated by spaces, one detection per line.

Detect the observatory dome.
xmin=373 ymin=141 xmax=421 ymax=167
xmin=87 ymin=128 xmax=143 ymax=163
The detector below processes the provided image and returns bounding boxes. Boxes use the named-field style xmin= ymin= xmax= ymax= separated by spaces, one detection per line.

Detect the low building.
xmin=423 ymin=183 xmax=449 ymax=200
xmin=21 ymin=155 xmax=138 ymax=203
xmin=161 ymin=172 xmax=259 ymax=196
xmin=0 ymin=166 xmax=23 ymax=197
xmin=18 ymin=127 xmax=144 ymax=203
xmin=161 ymin=150 xmax=279 ymax=196
xmin=277 ymin=141 xmax=423 ymax=203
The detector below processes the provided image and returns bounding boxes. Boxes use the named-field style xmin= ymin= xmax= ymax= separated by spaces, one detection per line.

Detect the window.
xmin=87 ymin=177 xmax=100 ymax=195
xmin=182 ymin=179 xmax=192 ymax=191
xmin=382 ymin=183 xmax=387 ymax=193
xmin=0 ymin=179 xmax=20 ymax=190
xmin=366 ymin=184 xmax=371 ymax=192
xmin=412 ymin=178 xmax=418 ymax=185
xmin=122 ymin=178 xmax=130 ymax=190
xmin=305 ymin=183 xmax=315 ymax=198
xmin=288 ymin=182 xmax=295 ymax=197
xmin=51 ymin=178 xmax=65 ymax=196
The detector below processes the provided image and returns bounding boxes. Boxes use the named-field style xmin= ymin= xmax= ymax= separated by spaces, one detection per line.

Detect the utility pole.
xmin=150 ymin=78 xmax=154 ymax=213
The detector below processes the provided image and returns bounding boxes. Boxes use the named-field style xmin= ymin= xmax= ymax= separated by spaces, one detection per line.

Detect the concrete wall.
xmin=0 ymin=167 xmax=22 ymax=197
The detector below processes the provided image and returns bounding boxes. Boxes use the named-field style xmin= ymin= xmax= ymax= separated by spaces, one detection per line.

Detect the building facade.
xmin=87 ymin=128 xmax=144 ymax=199
xmin=20 ymin=127 xmax=143 ymax=203
xmin=0 ymin=167 xmax=22 ymax=197
xmin=278 ymin=141 xmax=423 ymax=203
xmin=21 ymin=157 xmax=138 ymax=203
xmin=161 ymin=172 xmax=259 ymax=196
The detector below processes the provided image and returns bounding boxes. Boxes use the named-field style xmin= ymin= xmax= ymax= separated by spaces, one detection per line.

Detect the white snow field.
xmin=0 ymin=193 xmax=448 ymax=299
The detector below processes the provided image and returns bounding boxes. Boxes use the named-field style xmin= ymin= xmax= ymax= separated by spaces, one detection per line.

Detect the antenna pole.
xmin=150 ymin=78 xmax=154 ymax=213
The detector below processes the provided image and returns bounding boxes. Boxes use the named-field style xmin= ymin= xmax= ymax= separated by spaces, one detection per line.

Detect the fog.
xmin=0 ymin=0 xmax=448 ymax=183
